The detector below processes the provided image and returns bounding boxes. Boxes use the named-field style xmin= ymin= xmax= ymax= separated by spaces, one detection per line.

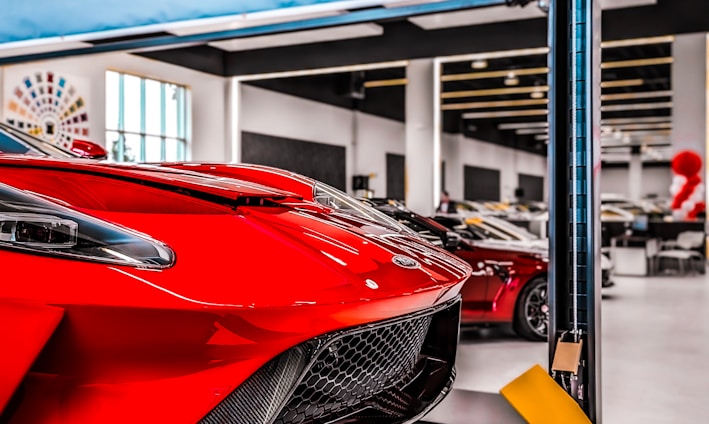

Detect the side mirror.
xmin=444 ymin=231 xmax=462 ymax=251
xmin=71 ymin=139 xmax=108 ymax=160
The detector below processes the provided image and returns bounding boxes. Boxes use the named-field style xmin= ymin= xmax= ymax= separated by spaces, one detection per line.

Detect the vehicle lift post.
xmin=548 ymin=0 xmax=602 ymax=422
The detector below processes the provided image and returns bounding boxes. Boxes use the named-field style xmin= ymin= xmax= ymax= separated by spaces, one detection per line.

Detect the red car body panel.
xmin=163 ymin=163 xmax=551 ymax=325
xmin=0 ymin=302 xmax=64 ymax=412
xmin=0 ymin=156 xmax=470 ymax=423
xmin=160 ymin=163 xmax=320 ymax=199
xmin=455 ymin=242 xmax=547 ymax=323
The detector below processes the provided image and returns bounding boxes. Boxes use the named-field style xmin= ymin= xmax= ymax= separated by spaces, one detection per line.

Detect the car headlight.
xmin=0 ymin=183 xmax=174 ymax=268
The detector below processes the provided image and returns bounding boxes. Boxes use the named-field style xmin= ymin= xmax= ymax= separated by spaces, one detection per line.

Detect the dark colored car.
xmin=364 ymin=199 xmax=550 ymax=341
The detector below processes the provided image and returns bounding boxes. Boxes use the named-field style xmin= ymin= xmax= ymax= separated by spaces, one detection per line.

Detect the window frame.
xmin=105 ymin=70 xmax=189 ymax=162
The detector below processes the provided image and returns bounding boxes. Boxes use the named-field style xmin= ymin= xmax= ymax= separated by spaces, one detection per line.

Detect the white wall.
xmin=441 ymin=132 xmax=548 ymax=202
xmin=240 ymin=84 xmax=548 ymax=201
xmin=240 ymin=84 xmax=407 ymax=194
xmin=601 ymin=166 xmax=672 ymax=199
xmin=0 ymin=52 xmax=226 ymax=161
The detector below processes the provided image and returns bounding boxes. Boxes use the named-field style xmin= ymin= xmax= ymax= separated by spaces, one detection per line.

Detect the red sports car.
xmin=364 ymin=199 xmax=549 ymax=341
xmin=158 ymin=164 xmax=550 ymax=341
xmin=0 ymin=155 xmax=471 ymax=423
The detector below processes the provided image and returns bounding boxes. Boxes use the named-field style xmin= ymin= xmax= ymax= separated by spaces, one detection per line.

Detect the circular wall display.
xmin=4 ymin=70 xmax=89 ymax=148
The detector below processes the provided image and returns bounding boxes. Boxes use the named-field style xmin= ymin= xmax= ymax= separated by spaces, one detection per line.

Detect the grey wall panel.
xmin=464 ymin=165 xmax=500 ymax=201
xmin=518 ymin=173 xmax=544 ymax=201
xmin=241 ymin=131 xmax=346 ymax=191
xmin=386 ymin=153 xmax=405 ymax=200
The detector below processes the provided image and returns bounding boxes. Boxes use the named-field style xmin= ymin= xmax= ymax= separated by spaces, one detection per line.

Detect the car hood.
xmin=0 ymin=155 xmax=301 ymax=201
xmin=85 ymin=204 xmax=471 ymax=309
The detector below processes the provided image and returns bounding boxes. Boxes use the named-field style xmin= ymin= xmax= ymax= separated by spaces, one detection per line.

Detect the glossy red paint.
xmin=159 ymin=162 xmax=321 ymax=199
xmin=70 ymin=139 xmax=108 ymax=159
xmin=161 ymin=163 xmax=550 ymax=328
xmin=454 ymin=241 xmax=547 ymax=324
xmin=0 ymin=156 xmax=471 ymax=423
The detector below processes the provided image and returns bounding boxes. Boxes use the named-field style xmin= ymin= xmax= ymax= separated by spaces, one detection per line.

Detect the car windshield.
xmin=465 ymin=216 xmax=539 ymax=241
xmin=313 ymin=182 xmax=418 ymax=236
xmin=0 ymin=124 xmax=76 ymax=158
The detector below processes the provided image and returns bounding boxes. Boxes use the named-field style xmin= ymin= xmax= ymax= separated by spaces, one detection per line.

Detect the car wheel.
xmin=514 ymin=277 xmax=549 ymax=341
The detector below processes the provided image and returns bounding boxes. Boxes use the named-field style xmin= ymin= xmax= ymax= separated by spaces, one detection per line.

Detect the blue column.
xmin=548 ymin=0 xmax=602 ymax=421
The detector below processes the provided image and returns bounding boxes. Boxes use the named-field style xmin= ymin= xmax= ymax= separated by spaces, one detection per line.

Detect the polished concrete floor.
xmin=425 ymin=272 xmax=709 ymax=423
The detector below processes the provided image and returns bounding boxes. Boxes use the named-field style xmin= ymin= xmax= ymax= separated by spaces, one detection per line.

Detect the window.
xmin=105 ymin=71 xmax=188 ymax=162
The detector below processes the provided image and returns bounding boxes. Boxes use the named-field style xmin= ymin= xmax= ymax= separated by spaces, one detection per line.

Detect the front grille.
xmin=200 ymin=297 xmax=460 ymax=424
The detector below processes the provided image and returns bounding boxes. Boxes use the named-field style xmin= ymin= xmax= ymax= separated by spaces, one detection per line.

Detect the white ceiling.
xmin=0 ymin=41 xmax=92 ymax=58
xmin=209 ymin=23 xmax=383 ymax=52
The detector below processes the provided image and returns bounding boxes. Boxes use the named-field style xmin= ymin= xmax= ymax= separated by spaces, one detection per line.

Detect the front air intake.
xmin=200 ymin=297 xmax=461 ymax=424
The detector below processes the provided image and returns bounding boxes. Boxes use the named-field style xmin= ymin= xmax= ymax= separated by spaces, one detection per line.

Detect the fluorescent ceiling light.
xmin=438 ymin=48 xmax=549 ymax=64
xmin=601 ymin=102 xmax=673 ymax=112
xmin=498 ymin=122 xmax=548 ymax=130
xmin=441 ymin=67 xmax=549 ymax=82
xmin=516 ymin=128 xmax=548 ymax=135
xmin=168 ymin=10 xmax=345 ymax=36
xmin=0 ymin=41 xmax=92 ymax=58
xmin=363 ymin=78 xmax=407 ymax=88
xmin=602 ymin=122 xmax=672 ymax=131
xmin=234 ymin=59 xmax=407 ymax=81
xmin=442 ymin=85 xmax=550 ymax=99
xmin=535 ymin=134 xmax=550 ymax=141
xmin=601 ymin=35 xmax=674 ymax=48
xmin=442 ymin=98 xmax=548 ymax=111
xmin=601 ymin=57 xmax=673 ymax=69
xmin=209 ymin=23 xmax=383 ymax=51
xmin=599 ymin=0 xmax=656 ymax=10
xmin=613 ymin=129 xmax=671 ymax=136
xmin=601 ymin=90 xmax=672 ymax=101
xmin=408 ymin=4 xmax=547 ymax=30
xmin=463 ymin=109 xmax=548 ymax=119
xmin=601 ymin=116 xmax=670 ymax=125
xmin=410 ymin=0 xmax=655 ymax=30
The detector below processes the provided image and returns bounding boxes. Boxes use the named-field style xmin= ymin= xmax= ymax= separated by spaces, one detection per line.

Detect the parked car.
xmin=0 ymin=122 xmax=107 ymax=159
xmin=363 ymin=198 xmax=551 ymax=341
xmin=434 ymin=214 xmax=615 ymax=288
xmin=0 ymin=156 xmax=471 ymax=423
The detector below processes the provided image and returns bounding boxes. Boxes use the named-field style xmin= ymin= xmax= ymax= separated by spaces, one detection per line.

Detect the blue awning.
xmin=0 ymin=0 xmax=362 ymax=45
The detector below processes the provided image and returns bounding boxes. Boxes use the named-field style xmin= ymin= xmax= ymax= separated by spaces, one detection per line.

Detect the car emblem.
xmin=392 ymin=255 xmax=420 ymax=269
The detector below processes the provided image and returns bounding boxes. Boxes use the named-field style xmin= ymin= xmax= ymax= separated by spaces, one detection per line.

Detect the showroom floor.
xmin=424 ymin=271 xmax=709 ymax=423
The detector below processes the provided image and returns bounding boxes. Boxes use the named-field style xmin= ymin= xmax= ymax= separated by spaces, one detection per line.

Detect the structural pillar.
xmin=548 ymin=0 xmax=602 ymax=421
xmin=226 ymin=77 xmax=242 ymax=164
xmin=628 ymin=146 xmax=643 ymax=202
xmin=405 ymin=58 xmax=438 ymax=216
xmin=672 ymin=33 xmax=707 ymax=205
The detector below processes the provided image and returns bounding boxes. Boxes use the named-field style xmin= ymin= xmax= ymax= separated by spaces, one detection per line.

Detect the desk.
xmin=611 ymin=235 xmax=659 ymax=276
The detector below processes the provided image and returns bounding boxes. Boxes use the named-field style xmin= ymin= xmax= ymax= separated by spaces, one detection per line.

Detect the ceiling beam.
xmin=442 ymin=85 xmax=549 ymax=98
xmin=463 ymin=109 xmax=548 ymax=119
xmin=443 ymin=98 xmax=548 ymax=110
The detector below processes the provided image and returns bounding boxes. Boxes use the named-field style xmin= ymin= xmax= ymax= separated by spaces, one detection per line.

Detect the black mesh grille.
xmin=273 ymin=315 xmax=431 ymax=424
xmin=199 ymin=297 xmax=460 ymax=424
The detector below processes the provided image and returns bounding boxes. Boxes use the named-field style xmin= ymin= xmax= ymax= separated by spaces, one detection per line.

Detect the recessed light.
xmin=471 ymin=59 xmax=488 ymax=69
xmin=504 ymin=72 xmax=519 ymax=86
